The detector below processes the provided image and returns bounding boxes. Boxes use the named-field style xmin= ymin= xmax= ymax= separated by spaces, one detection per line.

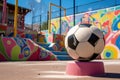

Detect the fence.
xmin=32 ymin=0 xmax=120 ymax=31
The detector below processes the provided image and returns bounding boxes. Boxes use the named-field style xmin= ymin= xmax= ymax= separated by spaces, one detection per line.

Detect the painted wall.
xmin=0 ymin=37 xmax=57 ymax=61
xmin=50 ymin=5 xmax=120 ymax=59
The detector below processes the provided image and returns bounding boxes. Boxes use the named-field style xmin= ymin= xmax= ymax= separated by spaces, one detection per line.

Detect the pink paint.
xmin=0 ymin=53 xmax=7 ymax=61
xmin=48 ymin=36 xmax=53 ymax=43
xmin=65 ymin=16 xmax=71 ymax=23
xmin=111 ymin=31 xmax=120 ymax=44
xmin=114 ymin=10 xmax=120 ymax=15
xmin=66 ymin=61 xmax=105 ymax=76
xmin=2 ymin=37 xmax=16 ymax=57
xmin=27 ymin=48 xmax=40 ymax=61
xmin=106 ymin=32 xmax=116 ymax=44
xmin=19 ymin=54 xmax=24 ymax=59
xmin=27 ymin=39 xmax=36 ymax=51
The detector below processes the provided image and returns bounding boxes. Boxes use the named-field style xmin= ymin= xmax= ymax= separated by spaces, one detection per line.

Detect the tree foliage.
xmin=41 ymin=21 xmax=48 ymax=30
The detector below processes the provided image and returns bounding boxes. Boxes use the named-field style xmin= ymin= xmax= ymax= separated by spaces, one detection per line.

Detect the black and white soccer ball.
xmin=65 ymin=24 xmax=105 ymax=61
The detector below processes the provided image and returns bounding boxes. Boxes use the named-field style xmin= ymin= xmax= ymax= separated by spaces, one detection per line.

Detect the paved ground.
xmin=0 ymin=60 xmax=120 ymax=80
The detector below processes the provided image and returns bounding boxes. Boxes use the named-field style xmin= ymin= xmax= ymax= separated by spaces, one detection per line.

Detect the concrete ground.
xmin=0 ymin=60 xmax=120 ymax=80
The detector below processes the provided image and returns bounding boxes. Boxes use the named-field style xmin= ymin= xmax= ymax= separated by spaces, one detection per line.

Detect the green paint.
xmin=11 ymin=45 xmax=21 ymax=60
xmin=103 ymin=50 xmax=113 ymax=59
xmin=69 ymin=22 xmax=74 ymax=27
xmin=98 ymin=9 xmax=107 ymax=15
xmin=115 ymin=6 xmax=120 ymax=10
xmin=101 ymin=15 xmax=108 ymax=22
xmin=50 ymin=55 xmax=55 ymax=60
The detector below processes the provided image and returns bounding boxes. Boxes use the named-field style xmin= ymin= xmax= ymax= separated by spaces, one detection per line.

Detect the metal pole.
xmin=31 ymin=6 xmax=34 ymax=30
xmin=39 ymin=15 xmax=41 ymax=32
xmin=13 ymin=0 xmax=18 ymax=37
xmin=48 ymin=3 xmax=51 ymax=33
xmin=73 ymin=0 xmax=75 ymax=26
xmin=30 ymin=3 xmax=34 ymax=30
xmin=60 ymin=0 xmax=62 ymax=34
xmin=47 ymin=11 xmax=49 ymax=30
xmin=32 ymin=13 xmax=33 ymax=30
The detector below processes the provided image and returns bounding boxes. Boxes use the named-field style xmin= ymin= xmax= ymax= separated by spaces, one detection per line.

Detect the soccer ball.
xmin=65 ymin=24 xmax=105 ymax=61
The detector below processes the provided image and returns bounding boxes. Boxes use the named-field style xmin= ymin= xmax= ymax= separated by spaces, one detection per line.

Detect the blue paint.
xmin=106 ymin=52 xmax=111 ymax=57
xmin=116 ymin=35 xmax=120 ymax=49
xmin=112 ymin=15 xmax=120 ymax=31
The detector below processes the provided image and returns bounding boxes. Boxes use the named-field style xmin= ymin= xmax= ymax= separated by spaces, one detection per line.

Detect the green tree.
xmin=41 ymin=22 xmax=48 ymax=30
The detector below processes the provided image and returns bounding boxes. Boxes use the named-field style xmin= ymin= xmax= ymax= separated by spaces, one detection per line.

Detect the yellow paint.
xmin=118 ymin=22 xmax=120 ymax=29
xmin=0 ymin=3 xmax=3 ymax=6
xmin=107 ymin=12 xmax=115 ymax=21
xmin=107 ymin=12 xmax=115 ymax=26
xmin=100 ymin=15 xmax=108 ymax=24
xmin=102 ymin=44 xmax=119 ymax=59
xmin=7 ymin=40 xmax=11 ymax=45
xmin=92 ymin=13 xmax=100 ymax=20
xmin=13 ymin=0 xmax=18 ymax=37
xmin=51 ymin=18 xmax=60 ymax=31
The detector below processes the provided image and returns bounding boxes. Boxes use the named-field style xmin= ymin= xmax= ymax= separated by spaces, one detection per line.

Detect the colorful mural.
xmin=0 ymin=37 xmax=57 ymax=61
xmin=50 ymin=5 xmax=120 ymax=59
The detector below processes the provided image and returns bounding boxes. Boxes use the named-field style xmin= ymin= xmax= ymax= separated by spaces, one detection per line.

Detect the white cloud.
xmin=36 ymin=0 xmax=41 ymax=3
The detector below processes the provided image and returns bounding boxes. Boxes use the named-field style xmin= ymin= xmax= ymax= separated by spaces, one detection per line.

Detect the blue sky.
xmin=7 ymin=0 xmax=119 ymax=24
xmin=7 ymin=0 xmax=102 ymax=24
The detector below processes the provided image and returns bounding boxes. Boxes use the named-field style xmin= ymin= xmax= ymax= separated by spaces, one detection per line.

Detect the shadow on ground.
xmin=93 ymin=73 xmax=120 ymax=79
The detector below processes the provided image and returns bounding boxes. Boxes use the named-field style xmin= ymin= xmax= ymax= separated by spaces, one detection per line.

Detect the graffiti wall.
xmin=50 ymin=5 xmax=120 ymax=59
xmin=0 ymin=37 xmax=57 ymax=61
